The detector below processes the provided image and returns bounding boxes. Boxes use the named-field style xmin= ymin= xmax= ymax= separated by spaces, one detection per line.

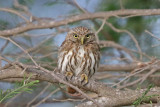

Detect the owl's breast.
xmin=76 ymin=46 xmax=85 ymax=62
xmin=73 ymin=46 xmax=86 ymax=76
xmin=58 ymin=45 xmax=97 ymax=77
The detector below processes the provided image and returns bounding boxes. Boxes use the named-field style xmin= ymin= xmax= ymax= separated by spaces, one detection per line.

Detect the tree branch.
xmin=77 ymin=87 xmax=160 ymax=107
xmin=1 ymin=9 xmax=160 ymax=36
xmin=0 ymin=64 xmax=159 ymax=107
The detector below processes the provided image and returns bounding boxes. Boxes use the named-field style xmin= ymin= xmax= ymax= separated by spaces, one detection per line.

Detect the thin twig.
xmin=0 ymin=40 xmax=9 ymax=53
xmin=27 ymin=83 xmax=51 ymax=107
xmin=95 ymin=18 xmax=107 ymax=43
xmin=72 ymin=0 xmax=88 ymax=13
xmin=105 ymin=21 xmax=142 ymax=60
xmin=0 ymin=8 xmax=29 ymax=23
xmin=140 ymin=68 xmax=158 ymax=84
xmin=13 ymin=0 xmax=36 ymax=21
xmin=4 ymin=93 xmax=22 ymax=107
xmin=112 ymin=60 xmax=159 ymax=88
xmin=32 ymin=86 xmax=62 ymax=107
xmin=119 ymin=78 xmax=142 ymax=89
xmin=0 ymin=36 xmax=38 ymax=66
xmin=145 ymin=30 xmax=160 ymax=41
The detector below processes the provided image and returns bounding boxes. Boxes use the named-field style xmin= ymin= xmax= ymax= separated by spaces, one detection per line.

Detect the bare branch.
xmin=0 ymin=8 xmax=29 ymax=23
xmin=26 ymin=83 xmax=51 ymax=107
xmin=1 ymin=9 xmax=160 ymax=37
xmin=0 ymin=36 xmax=38 ymax=66
xmin=77 ymin=87 xmax=160 ymax=107
xmin=105 ymin=21 xmax=142 ymax=60
xmin=32 ymin=86 xmax=62 ymax=107
xmin=0 ymin=63 xmax=160 ymax=107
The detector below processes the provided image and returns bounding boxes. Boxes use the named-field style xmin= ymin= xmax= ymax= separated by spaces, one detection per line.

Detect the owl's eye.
xmin=86 ymin=34 xmax=90 ymax=38
xmin=73 ymin=34 xmax=78 ymax=38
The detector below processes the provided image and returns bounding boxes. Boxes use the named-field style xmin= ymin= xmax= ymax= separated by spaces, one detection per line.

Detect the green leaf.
xmin=0 ymin=79 xmax=39 ymax=103
xmin=133 ymin=84 xmax=156 ymax=107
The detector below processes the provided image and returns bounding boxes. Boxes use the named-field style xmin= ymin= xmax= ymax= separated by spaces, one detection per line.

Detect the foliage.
xmin=97 ymin=0 xmax=159 ymax=43
xmin=0 ymin=77 xmax=39 ymax=103
xmin=133 ymin=84 xmax=158 ymax=107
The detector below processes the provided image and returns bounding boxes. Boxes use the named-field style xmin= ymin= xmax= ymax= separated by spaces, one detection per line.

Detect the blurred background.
xmin=0 ymin=0 xmax=160 ymax=107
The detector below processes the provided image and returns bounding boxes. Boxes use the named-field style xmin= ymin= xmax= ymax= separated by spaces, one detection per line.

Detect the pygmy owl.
xmin=58 ymin=26 xmax=100 ymax=94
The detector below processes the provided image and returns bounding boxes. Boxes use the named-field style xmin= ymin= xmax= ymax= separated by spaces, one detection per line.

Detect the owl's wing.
xmin=59 ymin=40 xmax=73 ymax=52
xmin=92 ymin=42 xmax=101 ymax=68
xmin=59 ymin=40 xmax=66 ymax=52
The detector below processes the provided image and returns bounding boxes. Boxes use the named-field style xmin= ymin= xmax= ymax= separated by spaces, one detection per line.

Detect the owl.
xmin=58 ymin=26 xmax=100 ymax=94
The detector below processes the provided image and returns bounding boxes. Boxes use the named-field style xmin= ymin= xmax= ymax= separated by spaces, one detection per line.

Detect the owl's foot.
xmin=65 ymin=71 xmax=73 ymax=81
xmin=80 ymin=73 xmax=88 ymax=85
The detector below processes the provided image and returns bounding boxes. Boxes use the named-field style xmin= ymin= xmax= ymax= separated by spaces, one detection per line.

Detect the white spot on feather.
xmin=87 ymin=101 xmax=93 ymax=105
xmin=71 ymin=56 xmax=75 ymax=67
xmin=75 ymin=67 xmax=82 ymax=76
xmin=78 ymin=46 xmax=85 ymax=57
xmin=61 ymin=51 xmax=72 ymax=73
xmin=75 ymin=46 xmax=85 ymax=76
xmin=101 ymin=97 xmax=106 ymax=101
xmin=58 ymin=52 xmax=64 ymax=69
xmin=89 ymin=52 xmax=95 ymax=69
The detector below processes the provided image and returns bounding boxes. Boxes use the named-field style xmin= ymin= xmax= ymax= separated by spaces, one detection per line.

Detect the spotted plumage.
xmin=57 ymin=26 xmax=100 ymax=94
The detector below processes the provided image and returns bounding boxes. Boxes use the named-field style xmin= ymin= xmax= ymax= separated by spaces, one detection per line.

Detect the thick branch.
xmin=0 ymin=64 xmax=159 ymax=107
xmin=77 ymin=87 xmax=160 ymax=107
xmin=98 ymin=64 xmax=138 ymax=72
xmin=0 ymin=9 xmax=160 ymax=36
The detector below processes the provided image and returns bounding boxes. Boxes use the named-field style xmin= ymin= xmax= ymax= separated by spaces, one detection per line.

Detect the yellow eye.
xmin=73 ymin=34 xmax=78 ymax=38
xmin=86 ymin=34 xmax=90 ymax=38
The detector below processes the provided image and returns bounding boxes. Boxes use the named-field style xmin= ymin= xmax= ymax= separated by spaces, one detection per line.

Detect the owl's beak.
xmin=81 ymin=37 xmax=84 ymax=45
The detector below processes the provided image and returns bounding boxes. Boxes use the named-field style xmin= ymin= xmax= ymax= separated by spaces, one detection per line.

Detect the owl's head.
xmin=66 ymin=26 xmax=96 ymax=45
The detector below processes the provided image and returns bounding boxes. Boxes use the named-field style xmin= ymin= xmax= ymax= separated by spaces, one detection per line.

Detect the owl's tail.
xmin=67 ymin=87 xmax=82 ymax=96
xmin=67 ymin=86 xmax=77 ymax=94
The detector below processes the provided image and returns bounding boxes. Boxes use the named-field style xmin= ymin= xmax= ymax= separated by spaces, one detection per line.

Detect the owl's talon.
xmin=80 ymin=74 xmax=88 ymax=85
xmin=65 ymin=72 xmax=73 ymax=81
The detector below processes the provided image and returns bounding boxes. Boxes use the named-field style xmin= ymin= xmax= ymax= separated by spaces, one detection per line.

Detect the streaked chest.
xmin=76 ymin=46 xmax=85 ymax=63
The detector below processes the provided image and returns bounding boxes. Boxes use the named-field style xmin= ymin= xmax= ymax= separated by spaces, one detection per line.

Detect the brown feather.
xmin=57 ymin=26 xmax=100 ymax=94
